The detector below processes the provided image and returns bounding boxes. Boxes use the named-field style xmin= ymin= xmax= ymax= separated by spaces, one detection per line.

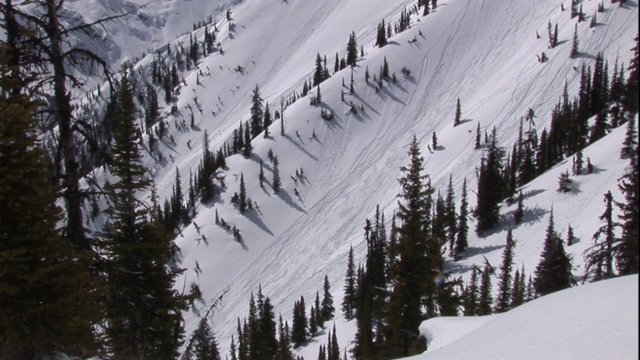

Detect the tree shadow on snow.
xmin=276 ymin=189 xmax=306 ymax=214
xmin=245 ymin=210 xmax=274 ymax=237
xmin=283 ymin=134 xmax=319 ymax=162
xmin=518 ymin=206 xmax=548 ymax=226
xmin=462 ymin=244 xmax=505 ymax=259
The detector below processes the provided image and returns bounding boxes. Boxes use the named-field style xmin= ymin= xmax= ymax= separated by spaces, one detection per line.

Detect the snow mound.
xmin=410 ymin=275 xmax=639 ymax=360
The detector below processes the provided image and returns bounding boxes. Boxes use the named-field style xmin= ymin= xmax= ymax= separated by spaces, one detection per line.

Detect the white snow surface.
xmin=410 ymin=275 xmax=639 ymax=360
xmin=63 ymin=0 xmax=638 ymax=357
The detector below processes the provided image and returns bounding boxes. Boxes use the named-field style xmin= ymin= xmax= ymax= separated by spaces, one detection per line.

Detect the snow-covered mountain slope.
xmin=61 ymin=0 xmax=237 ymax=68
xmin=69 ymin=0 xmax=638 ymax=356
xmin=411 ymin=275 xmax=639 ymax=360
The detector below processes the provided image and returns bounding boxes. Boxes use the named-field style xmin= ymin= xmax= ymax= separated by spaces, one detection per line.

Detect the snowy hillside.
xmin=66 ymin=0 xmax=638 ymax=357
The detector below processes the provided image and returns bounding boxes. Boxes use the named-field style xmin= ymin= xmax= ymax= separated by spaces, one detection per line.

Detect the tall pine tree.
xmin=103 ymin=75 xmax=186 ymax=359
xmin=0 ymin=41 xmax=102 ymax=359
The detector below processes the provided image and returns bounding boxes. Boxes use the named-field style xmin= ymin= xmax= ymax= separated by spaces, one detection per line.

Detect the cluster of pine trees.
xmin=0 ymin=2 xmax=211 ymax=358
xmin=473 ymin=35 xmax=639 ymax=239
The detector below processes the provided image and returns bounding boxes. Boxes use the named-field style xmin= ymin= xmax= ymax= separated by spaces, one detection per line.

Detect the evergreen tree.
xmin=534 ymin=210 xmax=573 ymax=296
xmin=329 ymin=325 xmax=340 ymax=360
xmin=291 ymin=297 xmax=308 ymax=347
xmin=620 ymin=116 xmax=637 ymax=159
xmin=308 ymin=304 xmax=317 ymax=336
xmin=557 ymin=169 xmax=572 ymax=193
xmin=376 ymin=20 xmax=387 ymax=47
xmin=494 ymin=229 xmax=515 ymax=313
xmin=264 ymin=102 xmax=272 ymax=138
xmin=313 ymin=53 xmax=325 ymax=87
xmin=172 ymin=167 xmax=184 ymax=226
xmin=347 ymin=31 xmax=358 ymax=67
xmin=239 ymin=173 xmax=247 ymax=214
xmin=422 ymin=0 xmax=430 ymax=15
xmin=382 ymin=56 xmax=390 ymax=79
xmin=445 ymin=175 xmax=457 ymax=255
xmin=477 ymin=260 xmax=493 ymax=316
xmin=229 ymin=336 xmax=238 ymax=360
xmin=570 ymin=24 xmax=579 ymax=59
xmin=321 ymin=275 xmax=335 ymax=321
xmin=342 ymin=245 xmax=357 ymax=320
xmin=276 ymin=316 xmax=294 ymax=360
xmin=272 ymin=156 xmax=282 ymax=193
xmin=474 ymin=130 xmax=505 ymax=235
xmin=454 ymin=97 xmax=462 ymax=126
xmin=623 ymin=34 xmax=639 ymax=114
xmin=236 ymin=319 xmax=248 ymax=360
xmin=186 ymin=319 xmax=221 ymax=360
xmin=385 ymin=136 xmax=436 ymax=357
xmin=104 ymin=75 xmax=187 ymax=359
xmin=313 ymin=291 xmax=323 ymax=331
xmin=454 ymin=178 xmax=469 ymax=259
xmin=462 ymin=266 xmax=479 ymax=316
xmin=243 ymin=121 xmax=253 ymax=157
xmin=614 ymin=149 xmax=639 ymax=274
xmin=509 ymin=265 xmax=526 ymax=308
xmin=258 ymin=296 xmax=278 ymax=359
xmin=514 ymin=190 xmax=525 ymax=225
xmin=251 ymin=85 xmax=264 ymax=138
xmin=0 ymin=43 xmax=102 ymax=358
xmin=584 ymin=191 xmax=617 ymax=280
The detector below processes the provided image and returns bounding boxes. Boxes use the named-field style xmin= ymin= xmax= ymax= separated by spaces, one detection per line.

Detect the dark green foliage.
xmin=514 ymin=191 xmax=524 ymax=225
xmin=534 ymin=210 xmax=573 ymax=296
xmin=321 ymin=275 xmax=335 ymax=322
xmin=384 ymin=136 xmax=436 ymax=357
xmin=509 ymin=265 xmax=526 ymax=308
xmin=463 ymin=266 xmax=479 ymax=316
xmin=0 ymin=45 xmax=102 ymax=358
xmin=276 ymin=316 xmax=294 ymax=360
xmin=244 ymin=121 xmax=253 ymax=157
xmin=382 ymin=56 xmax=390 ymax=79
xmin=185 ymin=319 xmax=221 ymax=360
xmin=272 ymin=156 xmax=282 ymax=193
xmin=620 ymin=116 xmax=637 ymax=159
xmin=376 ymin=20 xmax=387 ymax=47
xmin=454 ymin=178 xmax=469 ymax=259
xmin=264 ymin=102 xmax=272 ymax=138
xmin=328 ymin=325 xmax=340 ymax=360
xmin=251 ymin=85 xmax=264 ymax=138
xmin=347 ymin=32 xmax=358 ymax=67
xmin=421 ymin=0 xmax=430 ymax=16
xmin=494 ymin=229 xmax=515 ymax=313
xmin=445 ymin=176 xmax=457 ymax=256
xmin=557 ymin=169 xmax=572 ymax=193
xmin=454 ymin=97 xmax=462 ymax=126
xmin=104 ymin=75 xmax=187 ymax=359
xmin=342 ymin=245 xmax=357 ymax=320
xmin=623 ymin=34 xmax=639 ymax=114
xmin=398 ymin=6 xmax=410 ymax=33
xmin=584 ymin=192 xmax=616 ymax=280
xmin=258 ymin=296 xmax=278 ymax=359
xmin=239 ymin=173 xmax=247 ymax=214
xmin=477 ymin=261 xmax=493 ymax=315
xmin=313 ymin=53 xmax=328 ymax=87
xmin=614 ymin=150 xmax=639 ymax=274
xmin=474 ymin=130 xmax=505 ymax=235
xmin=291 ymin=297 xmax=308 ymax=347
xmin=145 ymin=84 xmax=160 ymax=129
